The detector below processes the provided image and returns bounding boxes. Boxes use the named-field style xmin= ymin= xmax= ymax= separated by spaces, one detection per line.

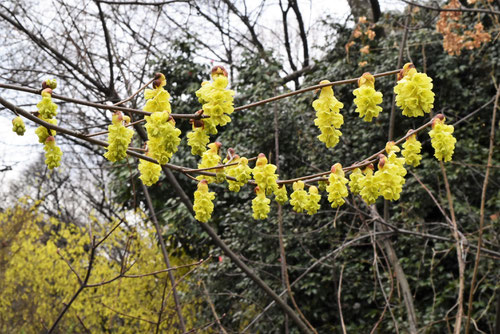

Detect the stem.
xmin=440 ymin=162 xmax=465 ymax=334
xmin=142 ymin=183 xmax=187 ymax=332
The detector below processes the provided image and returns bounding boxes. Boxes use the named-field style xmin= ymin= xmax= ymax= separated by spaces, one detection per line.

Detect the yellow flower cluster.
xmin=196 ymin=142 xmax=222 ymax=184
xmin=104 ymin=112 xmax=134 ymax=162
xmin=348 ymin=168 xmax=363 ymax=195
xmin=429 ymin=115 xmax=456 ymax=162
xmin=394 ymin=63 xmax=435 ymax=117
xmin=326 ymin=163 xmax=349 ymax=208
xmin=252 ymin=186 xmax=271 ymax=220
xmin=193 ymin=180 xmax=216 ymax=222
xmin=224 ymin=155 xmax=252 ymax=192
xmin=197 ymin=66 xmax=235 ymax=130
xmin=143 ymin=73 xmax=171 ymax=114
xmin=290 ymin=181 xmax=308 ymax=213
xmin=352 ymin=72 xmax=383 ymax=122
xmin=187 ymin=123 xmax=210 ymax=156
xmin=144 ymin=112 xmax=181 ymax=164
xmin=35 ymin=82 xmax=62 ymax=169
xmin=138 ymin=155 xmax=162 ymax=186
xmin=374 ymin=152 xmax=406 ymax=201
xmin=313 ymin=80 xmax=344 ymax=148
xmin=43 ymin=136 xmax=62 ymax=169
xmin=37 ymin=90 xmax=58 ymax=119
xmin=252 ymin=153 xmax=279 ymax=196
xmin=305 ymin=186 xmax=321 ymax=215
xmin=274 ymin=185 xmax=288 ymax=205
xmin=402 ymin=133 xmax=423 ymax=167
xmin=12 ymin=116 xmax=26 ymax=136
xmin=358 ymin=166 xmax=380 ymax=205
xmin=189 ymin=66 xmax=234 ymax=156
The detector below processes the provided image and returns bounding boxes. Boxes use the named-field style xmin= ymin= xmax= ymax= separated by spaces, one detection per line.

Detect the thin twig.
xmin=337 ymin=264 xmax=347 ymax=334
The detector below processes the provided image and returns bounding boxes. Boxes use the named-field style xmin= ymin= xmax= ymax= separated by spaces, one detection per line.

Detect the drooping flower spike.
xmin=429 ymin=114 xmax=456 ymax=162
xmin=402 ymin=132 xmax=423 ymax=167
xmin=252 ymin=186 xmax=271 ymax=220
xmin=290 ymin=181 xmax=308 ymax=213
xmin=193 ymin=179 xmax=216 ymax=223
xmin=374 ymin=154 xmax=406 ymax=201
xmin=326 ymin=163 xmax=349 ymax=208
xmin=305 ymin=186 xmax=321 ymax=215
xmin=43 ymin=136 xmax=62 ymax=169
xmin=196 ymin=142 xmax=222 ymax=184
xmin=187 ymin=113 xmax=210 ymax=156
xmin=144 ymin=112 xmax=181 ymax=165
xmin=353 ymin=72 xmax=383 ymax=122
xmin=274 ymin=185 xmax=288 ymax=205
xmin=224 ymin=152 xmax=252 ymax=192
xmin=312 ymin=80 xmax=344 ymax=148
xmin=12 ymin=116 xmax=26 ymax=136
xmin=188 ymin=66 xmax=235 ymax=156
xmin=358 ymin=164 xmax=380 ymax=205
xmin=394 ymin=63 xmax=435 ymax=117
xmin=252 ymin=153 xmax=279 ymax=196
xmin=138 ymin=152 xmax=162 ymax=187
xmin=143 ymin=73 xmax=171 ymax=114
xmin=104 ymin=111 xmax=134 ymax=163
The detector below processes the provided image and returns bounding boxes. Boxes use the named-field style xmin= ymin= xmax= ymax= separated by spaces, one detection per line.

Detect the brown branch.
xmin=0 ymin=82 xmax=201 ymax=119
xmin=337 ymin=264 xmax=347 ymax=334
xmin=201 ymin=281 xmax=228 ymax=334
xmin=439 ymin=162 xmax=466 ymax=334
xmin=465 ymin=84 xmax=500 ymax=334
xmin=142 ymin=184 xmax=187 ymax=332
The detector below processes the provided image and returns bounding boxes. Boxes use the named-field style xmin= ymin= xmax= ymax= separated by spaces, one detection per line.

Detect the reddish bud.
xmin=42 ymin=88 xmax=53 ymax=96
xmin=378 ymin=154 xmax=386 ymax=168
xmin=211 ymin=65 xmax=228 ymax=78
xmin=398 ymin=63 xmax=415 ymax=81
xmin=45 ymin=136 xmax=55 ymax=143
xmin=152 ymin=79 xmax=162 ymax=88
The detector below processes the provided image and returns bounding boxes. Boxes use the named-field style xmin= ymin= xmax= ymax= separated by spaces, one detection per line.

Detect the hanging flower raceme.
xmin=193 ymin=179 xmax=216 ymax=223
xmin=274 ymin=185 xmax=288 ymax=205
xmin=188 ymin=66 xmax=234 ymax=156
xmin=224 ymin=152 xmax=252 ymax=192
xmin=138 ymin=149 xmax=162 ymax=187
xmin=374 ymin=154 xmax=406 ymax=201
xmin=353 ymin=72 xmax=383 ymax=122
xmin=385 ymin=141 xmax=407 ymax=177
xmin=187 ymin=116 xmax=210 ymax=156
xmin=402 ymin=132 xmax=423 ymax=167
xmin=144 ymin=112 xmax=181 ymax=165
xmin=104 ymin=111 xmax=134 ymax=163
xmin=143 ymin=73 xmax=171 ymax=114
xmin=326 ymin=163 xmax=349 ymax=208
xmin=394 ymin=63 xmax=435 ymax=117
xmin=37 ymin=88 xmax=58 ymax=119
xmin=196 ymin=66 xmax=235 ymax=131
xmin=358 ymin=165 xmax=380 ymax=205
xmin=429 ymin=114 xmax=456 ymax=162
xmin=43 ymin=136 xmax=62 ymax=169
xmin=252 ymin=153 xmax=279 ymax=196
xmin=305 ymin=186 xmax=321 ymax=215
xmin=12 ymin=116 xmax=26 ymax=136
xmin=196 ymin=142 xmax=222 ymax=184
xmin=312 ymin=80 xmax=344 ymax=148
xmin=290 ymin=181 xmax=309 ymax=213
xmin=252 ymin=186 xmax=271 ymax=220
xmin=348 ymin=168 xmax=363 ymax=195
